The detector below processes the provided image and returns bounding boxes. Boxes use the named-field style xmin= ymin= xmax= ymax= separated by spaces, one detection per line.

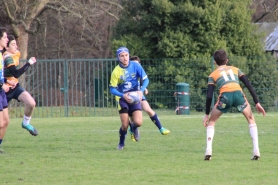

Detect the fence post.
xmin=64 ymin=59 xmax=69 ymax=117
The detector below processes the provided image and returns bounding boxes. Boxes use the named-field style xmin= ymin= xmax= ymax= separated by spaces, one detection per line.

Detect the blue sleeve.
xmin=110 ymin=87 xmax=124 ymax=98
xmin=140 ymin=78 xmax=149 ymax=92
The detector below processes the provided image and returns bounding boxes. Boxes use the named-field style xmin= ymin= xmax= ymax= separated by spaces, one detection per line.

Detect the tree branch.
xmin=45 ymin=3 xmax=82 ymax=18
xmin=3 ymin=0 xmax=15 ymax=21
xmin=99 ymin=0 xmax=123 ymax=10
xmin=253 ymin=2 xmax=272 ymax=22
xmin=99 ymin=5 xmax=119 ymax=20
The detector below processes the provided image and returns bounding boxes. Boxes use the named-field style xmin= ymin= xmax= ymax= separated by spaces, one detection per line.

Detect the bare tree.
xmin=1 ymin=0 xmax=122 ymax=60
xmin=0 ymin=0 xmax=122 ymax=109
xmin=251 ymin=0 xmax=278 ymax=23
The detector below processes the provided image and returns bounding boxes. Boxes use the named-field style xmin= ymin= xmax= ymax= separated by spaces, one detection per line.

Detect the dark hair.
xmin=213 ymin=49 xmax=228 ymax=66
xmin=0 ymin=27 xmax=7 ymax=39
xmin=130 ymin=55 xmax=141 ymax=63
xmin=7 ymin=35 xmax=15 ymax=47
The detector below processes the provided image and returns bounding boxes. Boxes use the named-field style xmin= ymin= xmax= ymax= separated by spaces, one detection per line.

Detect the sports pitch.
xmin=0 ymin=113 xmax=277 ymax=185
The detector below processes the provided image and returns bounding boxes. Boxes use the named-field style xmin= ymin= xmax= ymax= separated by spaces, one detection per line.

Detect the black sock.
xmin=119 ymin=127 xmax=127 ymax=145
xmin=150 ymin=113 xmax=162 ymax=130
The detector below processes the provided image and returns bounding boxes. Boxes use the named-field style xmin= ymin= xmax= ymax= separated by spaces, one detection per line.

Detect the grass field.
xmin=0 ymin=113 xmax=278 ymax=185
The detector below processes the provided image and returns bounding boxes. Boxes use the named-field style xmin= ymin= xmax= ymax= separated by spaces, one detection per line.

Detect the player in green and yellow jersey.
xmin=203 ymin=49 xmax=266 ymax=161
xmin=3 ymin=35 xmax=38 ymax=136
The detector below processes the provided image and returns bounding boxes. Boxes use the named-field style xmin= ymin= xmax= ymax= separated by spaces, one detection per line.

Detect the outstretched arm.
xmin=239 ymin=75 xmax=258 ymax=104
xmin=8 ymin=64 xmax=30 ymax=78
xmin=7 ymin=57 xmax=36 ymax=78
xmin=239 ymin=75 xmax=266 ymax=116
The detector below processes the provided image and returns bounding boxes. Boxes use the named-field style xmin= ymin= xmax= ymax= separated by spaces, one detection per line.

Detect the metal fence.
xmin=9 ymin=57 xmax=278 ymax=118
xmin=11 ymin=59 xmax=119 ymax=117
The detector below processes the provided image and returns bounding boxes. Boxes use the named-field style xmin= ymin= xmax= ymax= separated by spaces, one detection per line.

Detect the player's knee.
xmin=28 ymin=99 xmax=36 ymax=108
xmin=0 ymin=119 xmax=9 ymax=128
xmin=134 ymin=120 xmax=142 ymax=127
xmin=121 ymin=124 xmax=129 ymax=131
xmin=132 ymin=117 xmax=142 ymax=127
xmin=25 ymin=101 xmax=36 ymax=110
xmin=243 ymin=110 xmax=254 ymax=122
xmin=247 ymin=116 xmax=255 ymax=123
xmin=4 ymin=118 xmax=9 ymax=126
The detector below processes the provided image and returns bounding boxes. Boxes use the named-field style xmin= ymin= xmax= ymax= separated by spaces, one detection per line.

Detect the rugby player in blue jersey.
xmin=109 ymin=47 xmax=149 ymax=150
xmin=0 ymin=28 xmax=11 ymax=153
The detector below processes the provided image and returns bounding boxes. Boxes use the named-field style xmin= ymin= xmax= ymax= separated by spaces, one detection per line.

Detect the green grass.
xmin=8 ymin=106 xmax=180 ymax=118
xmin=0 ymin=113 xmax=278 ymax=185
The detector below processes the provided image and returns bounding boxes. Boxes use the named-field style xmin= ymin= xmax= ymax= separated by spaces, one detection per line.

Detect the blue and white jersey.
xmin=110 ymin=61 xmax=148 ymax=93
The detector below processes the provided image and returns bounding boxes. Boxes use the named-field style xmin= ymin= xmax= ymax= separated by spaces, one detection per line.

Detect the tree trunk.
xmin=17 ymin=28 xmax=29 ymax=60
xmin=16 ymin=27 xmax=30 ymax=88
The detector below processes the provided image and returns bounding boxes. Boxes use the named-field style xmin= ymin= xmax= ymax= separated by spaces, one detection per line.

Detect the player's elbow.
xmin=143 ymin=78 xmax=149 ymax=85
xmin=109 ymin=87 xmax=114 ymax=94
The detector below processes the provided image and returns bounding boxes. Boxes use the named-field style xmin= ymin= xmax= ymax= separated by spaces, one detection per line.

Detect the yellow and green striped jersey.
xmin=208 ymin=65 xmax=244 ymax=94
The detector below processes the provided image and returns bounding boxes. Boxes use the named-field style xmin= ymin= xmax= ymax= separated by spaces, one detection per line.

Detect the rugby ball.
xmin=128 ymin=92 xmax=140 ymax=104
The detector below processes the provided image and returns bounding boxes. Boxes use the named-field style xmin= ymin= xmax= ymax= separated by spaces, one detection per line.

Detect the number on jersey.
xmin=220 ymin=69 xmax=235 ymax=81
